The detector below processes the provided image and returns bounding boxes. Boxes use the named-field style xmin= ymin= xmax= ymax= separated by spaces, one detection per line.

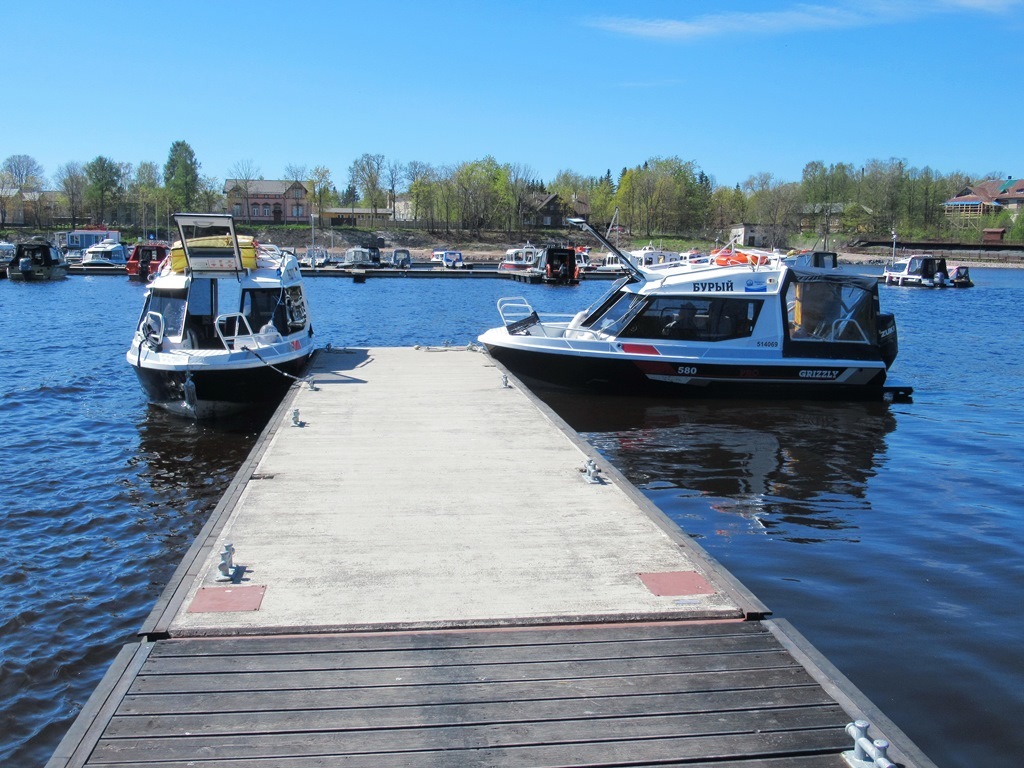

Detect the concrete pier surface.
xmin=153 ymin=346 xmax=762 ymax=637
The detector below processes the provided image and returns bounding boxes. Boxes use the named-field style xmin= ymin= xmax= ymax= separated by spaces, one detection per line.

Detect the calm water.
xmin=1 ymin=268 xmax=1021 ymax=767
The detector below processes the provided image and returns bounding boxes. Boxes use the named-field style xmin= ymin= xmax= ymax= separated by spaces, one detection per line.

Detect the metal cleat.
xmin=843 ymin=721 xmax=896 ymax=768
xmin=581 ymin=459 xmax=604 ymax=484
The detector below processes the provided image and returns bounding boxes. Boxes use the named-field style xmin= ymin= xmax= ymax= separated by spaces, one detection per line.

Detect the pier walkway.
xmin=49 ymin=347 xmax=936 ymax=767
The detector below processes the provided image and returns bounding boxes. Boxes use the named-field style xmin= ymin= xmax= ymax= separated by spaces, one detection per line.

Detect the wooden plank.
xmin=129 ymin=649 xmax=799 ymax=695
xmin=119 ymin=666 xmax=820 ymax=715
xmin=82 ymin=753 xmax=845 ymax=768
xmin=140 ymin=634 xmax=780 ymax=675
xmin=107 ymin=686 xmax=836 ymax=737
xmin=90 ymin=724 xmax=847 ymax=765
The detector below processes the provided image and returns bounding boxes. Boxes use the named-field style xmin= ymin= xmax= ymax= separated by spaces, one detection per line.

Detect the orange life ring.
xmin=714 ymin=251 xmax=769 ymax=267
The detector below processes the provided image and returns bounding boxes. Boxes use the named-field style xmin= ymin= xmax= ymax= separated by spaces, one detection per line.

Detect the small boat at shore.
xmin=6 ymin=236 xmax=68 ymax=281
xmin=126 ymin=213 xmax=314 ymax=418
xmin=499 ymin=243 xmax=542 ymax=271
xmin=479 ymin=220 xmax=904 ymax=400
xmin=883 ymin=254 xmax=965 ymax=287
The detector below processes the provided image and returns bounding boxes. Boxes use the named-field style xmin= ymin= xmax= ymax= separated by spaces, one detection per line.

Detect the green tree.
xmin=349 ymin=153 xmax=386 ymax=222
xmin=83 ymin=156 xmax=122 ymax=224
xmin=310 ymin=166 xmax=333 ymax=226
xmin=801 ymin=161 xmax=853 ymax=248
xmin=405 ymin=161 xmax=436 ymax=226
xmin=164 ymin=141 xmax=200 ymax=212
xmin=196 ymin=175 xmax=223 ymax=213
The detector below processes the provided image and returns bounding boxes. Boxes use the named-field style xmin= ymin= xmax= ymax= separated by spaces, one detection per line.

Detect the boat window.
xmin=242 ymin=289 xmax=287 ymax=334
xmin=143 ymin=289 xmax=188 ymax=337
xmin=620 ymin=296 xmax=763 ymax=341
xmin=786 ymin=280 xmax=875 ymax=344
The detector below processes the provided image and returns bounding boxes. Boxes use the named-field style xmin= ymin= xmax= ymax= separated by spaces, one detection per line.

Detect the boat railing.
xmin=497 ymin=297 xmax=579 ymax=338
xmin=215 ymin=312 xmax=258 ymax=350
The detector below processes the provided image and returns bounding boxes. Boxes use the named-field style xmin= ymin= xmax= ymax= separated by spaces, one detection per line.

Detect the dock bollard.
xmin=843 ymin=720 xmax=895 ymax=768
xmin=217 ymin=543 xmax=235 ymax=579
xmin=581 ymin=459 xmax=604 ymax=484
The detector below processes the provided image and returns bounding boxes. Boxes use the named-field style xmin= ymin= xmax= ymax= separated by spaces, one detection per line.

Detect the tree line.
xmin=2 ymin=142 xmax=1020 ymax=245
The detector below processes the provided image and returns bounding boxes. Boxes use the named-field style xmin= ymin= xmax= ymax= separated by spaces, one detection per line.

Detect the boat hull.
xmin=130 ymin=353 xmax=311 ymax=419
xmin=482 ymin=342 xmax=888 ymax=400
xmin=6 ymin=265 xmax=68 ymax=281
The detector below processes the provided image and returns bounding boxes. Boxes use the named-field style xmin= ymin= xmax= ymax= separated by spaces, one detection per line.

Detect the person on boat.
xmin=557 ymin=260 xmax=568 ymax=283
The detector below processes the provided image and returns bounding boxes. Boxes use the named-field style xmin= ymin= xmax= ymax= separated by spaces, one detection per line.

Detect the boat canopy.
xmin=170 ymin=214 xmax=255 ymax=273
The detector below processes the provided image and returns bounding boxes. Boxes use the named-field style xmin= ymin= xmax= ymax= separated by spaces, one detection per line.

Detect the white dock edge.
xmin=166 ymin=347 xmax=754 ymax=636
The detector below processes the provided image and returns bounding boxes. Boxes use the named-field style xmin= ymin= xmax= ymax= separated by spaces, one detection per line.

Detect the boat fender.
xmin=574 ymin=265 xmax=581 ymax=280
xmin=546 ymin=264 xmax=552 ymax=278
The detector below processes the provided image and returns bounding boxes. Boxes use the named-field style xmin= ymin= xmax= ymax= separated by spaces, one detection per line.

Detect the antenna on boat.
xmin=566 ymin=217 xmax=644 ymax=281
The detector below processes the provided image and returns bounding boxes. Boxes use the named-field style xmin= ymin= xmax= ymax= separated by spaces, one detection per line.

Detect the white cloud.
xmin=588 ymin=0 xmax=1022 ymax=41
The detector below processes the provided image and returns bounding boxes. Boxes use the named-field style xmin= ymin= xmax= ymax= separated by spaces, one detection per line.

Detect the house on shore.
xmin=943 ymin=177 xmax=1024 ymax=221
xmin=223 ymin=180 xmax=310 ymax=224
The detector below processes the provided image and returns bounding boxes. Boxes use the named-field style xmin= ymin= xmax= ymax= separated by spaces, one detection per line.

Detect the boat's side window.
xmin=621 ymin=296 xmax=761 ymax=341
xmin=787 ymin=281 xmax=874 ymax=343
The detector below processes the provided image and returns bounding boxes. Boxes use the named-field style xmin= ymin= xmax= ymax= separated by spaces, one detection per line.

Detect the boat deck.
xmin=48 ymin=347 xmax=935 ymax=767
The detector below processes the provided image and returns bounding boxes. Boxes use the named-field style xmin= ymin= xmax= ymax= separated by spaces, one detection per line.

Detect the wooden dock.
xmin=48 ymin=347 xmax=936 ymax=767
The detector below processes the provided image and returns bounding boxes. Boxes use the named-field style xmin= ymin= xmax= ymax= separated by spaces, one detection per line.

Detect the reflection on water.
xmin=536 ymin=392 xmax=895 ymax=544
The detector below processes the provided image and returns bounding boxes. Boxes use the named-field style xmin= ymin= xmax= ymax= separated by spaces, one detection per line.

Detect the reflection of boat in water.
xmin=480 ymin=220 xmax=905 ymax=401
xmin=126 ymin=213 xmax=315 ymax=419
xmin=535 ymin=391 xmax=896 ymax=541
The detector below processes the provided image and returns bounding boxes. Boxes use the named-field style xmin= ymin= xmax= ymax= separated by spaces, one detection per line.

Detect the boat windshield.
xmin=584 ymin=289 xmax=647 ymax=336
xmin=786 ymin=279 xmax=876 ymax=344
xmin=143 ymin=289 xmax=188 ymax=337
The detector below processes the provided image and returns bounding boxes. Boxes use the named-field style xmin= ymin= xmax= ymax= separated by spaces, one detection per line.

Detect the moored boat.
xmin=499 ymin=243 xmax=542 ymax=271
xmin=81 ymin=238 xmax=130 ymax=267
xmin=479 ymin=220 xmax=904 ymax=400
xmin=6 ymin=236 xmax=68 ymax=281
xmin=126 ymin=213 xmax=315 ymax=418
xmin=883 ymin=254 xmax=956 ymax=287
xmin=126 ymin=243 xmax=170 ymax=280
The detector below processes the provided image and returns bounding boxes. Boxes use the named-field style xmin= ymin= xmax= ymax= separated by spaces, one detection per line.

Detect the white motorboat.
xmin=882 ymin=254 xmax=954 ymax=287
xmin=498 ymin=243 xmax=542 ymax=271
xmin=479 ymin=220 xmax=905 ymax=400
xmin=126 ymin=213 xmax=315 ymax=418
xmin=81 ymin=238 xmax=130 ymax=267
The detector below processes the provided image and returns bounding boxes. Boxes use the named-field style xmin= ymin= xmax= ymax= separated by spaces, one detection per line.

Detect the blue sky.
xmin=8 ymin=0 xmax=1022 ymax=190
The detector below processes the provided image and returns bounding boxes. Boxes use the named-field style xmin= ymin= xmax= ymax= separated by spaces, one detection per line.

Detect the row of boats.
xmin=9 ymin=213 xmax=976 ymax=417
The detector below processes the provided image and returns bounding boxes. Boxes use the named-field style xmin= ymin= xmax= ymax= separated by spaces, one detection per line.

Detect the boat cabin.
xmin=82 ymin=238 xmax=130 ymax=266
xmin=500 ymin=243 xmax=541 ymax=270
xmin=569 ymin=268 xmax=895 ymax=366
xmin=383 ymin=248 xmax=412 ymax=268
xmin=127 ymin=244 xmax=169 ymax=278
xmin=883 ymin=255 xmax=951 ymax=287
xmin=339 ymin=247 xmax=380 ymax=268
xmin=535 ymin=247 xmax=582 ymax=284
